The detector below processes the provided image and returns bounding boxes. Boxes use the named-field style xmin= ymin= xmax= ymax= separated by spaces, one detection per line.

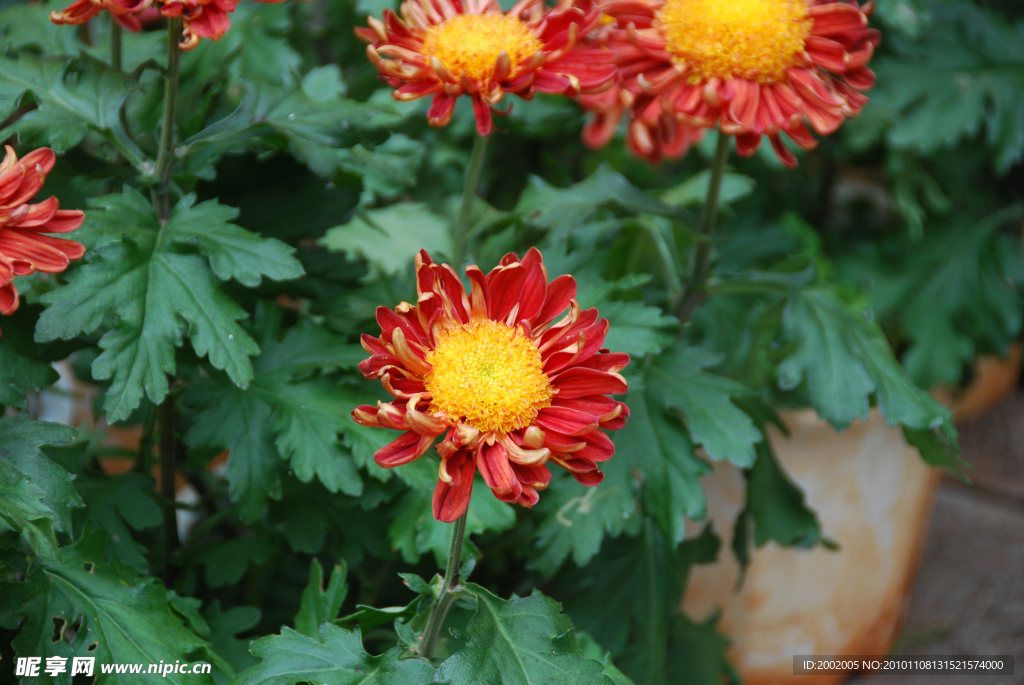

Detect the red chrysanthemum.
xmin=50 ymin=0 xmax=283 ymax=50
xmin=356 ymin=0 xmax=619 ymax=136
xmin=578 ymin=0 xmax=879 ymax=166
xmin=0 ymin=147 xmax=85 ymax=331
xmin=352 ymin=248 xmax=630 ymax=522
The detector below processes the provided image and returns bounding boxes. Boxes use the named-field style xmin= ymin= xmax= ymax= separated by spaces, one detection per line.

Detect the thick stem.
xmin=417 ymin=511 xmax=468 ymax=659
xmin=110 ymin=20 xmax=122 ymax=71
xmin=159 ymin=390 xmax=180 ymax=585
xmin=451 ymin=134 xmax=490 ymax=269
xmin=153 ymin=18 xmax=182 ymax=219
xmin=674 ymin=130 xmax=731 ymax=325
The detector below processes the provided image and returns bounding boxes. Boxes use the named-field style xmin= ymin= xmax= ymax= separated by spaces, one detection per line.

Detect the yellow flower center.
xmin=420 ymin=13 xmax=543 ymax=81
xmin=656 ymin=0 xmax=812 ymax=82
xmin=425 ymin=319 xmax=553 ymax=435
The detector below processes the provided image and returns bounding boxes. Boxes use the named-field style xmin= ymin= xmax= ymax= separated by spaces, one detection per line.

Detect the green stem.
xmin=417 ymin=511 xmax=468 ymax=660
xmin=643 ymin=518 xmax=667 ymax=685
xmin=110 ymin=20 xmax=122 ymax=72
xmin=452 ymin=134 xmax=490 ymax=269
xmin=674 ymin=130 xmax=730 ymax=325
xmin=153 ymin=18 xmax=182 ymax=219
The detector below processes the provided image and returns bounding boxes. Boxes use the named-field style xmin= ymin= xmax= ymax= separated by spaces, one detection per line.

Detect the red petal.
xmin=433 ymin=451 xmax=475 ymax=522
xmin=477 ymin=442 xmax=517 ymax=494
xmin=374 ymin=430 xmax=433 ymax=467
xmin=551 ymin=367 xmax=627 ymax=399
xmin=535 ymin=406 xmax=599 ymax=436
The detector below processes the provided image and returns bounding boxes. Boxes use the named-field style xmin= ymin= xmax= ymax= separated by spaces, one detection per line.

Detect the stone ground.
xmin=849 ymin=394 xmax=1024 ymax=685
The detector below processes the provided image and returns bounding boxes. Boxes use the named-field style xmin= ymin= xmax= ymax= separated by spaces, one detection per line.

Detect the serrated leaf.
xmin=205 ymin=602 xmax=261 ymax=675
xmin=577 ymin=633 xmax=636 ymax=685
xmin=529 ymin=469 xmax=640 ymax=577
xmin=337 ymin=134 xmax=425 ymax=205
xmin=183 ymin=380 xmax=282 ymax=522
xmin=561 ymin=521 xmax=723 ymax=684
xmin=665 ymin=613 xmax=737 ymax=685
xmin=613 ymin=379 xmax=708 ymax=546
xmin=435 ymin=583 xmax=612 ymax=685
xmin=74 ymin=473 xmax=162 ymax=574
xmin=0 ymin=530 xmax=224 ymax=684
xmin=237 ymin=624 xmax=435 ymax=685
xmin=320 ymin=203 xmax=452 ymax=282
xmin=162 ymin=196 xmax=304 ymax=287
xmin=660 ymin=170 xmax=755 ymax=208
xmin=388 ymin=480 xmax=516 ymax=566
xmin=183 ymin=317 xmax=367 ymax=519
xmin=599 ymin=301 xmax=679 ymax=358
xmin=294 ymin=559 xmax=348 ymax=638
xmin=746 ymin=441 xmax=822 ymax=549
xmin=515 ymin=164 xmax=685 ymax=239
xmin=846 ymin=4 xmax=1024 ymax=172
xmin=0 ymin=306 xmax=58 ymax=408
xmin=36 ymin=190 xmax=304 ymax=421
xmin=779 ymin=287 xmax=955 ymax=432
xmin=650 ymin=345 xmax=760 ymax=467
xmin=0 ymin=54 xmax=139 ymax=156
xmin=0 ymin=416 xmax=79 ymax=556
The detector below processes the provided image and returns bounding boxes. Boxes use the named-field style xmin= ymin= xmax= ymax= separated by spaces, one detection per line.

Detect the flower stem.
xmin=110 ymin=20 xmax=122 ymax=72
xmin=674 ymin=130 xmax=730 ymax=325
xmin=417 ymin=511 xmax=468 ymax=660
xmin=452 ymin=134 xmax=490 ymax=270
xmin=153 ymin=18 xmax=182 ymax=220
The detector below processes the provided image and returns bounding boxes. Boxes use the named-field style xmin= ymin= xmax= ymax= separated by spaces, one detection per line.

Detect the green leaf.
xmin=577 ymin=633 xmax=636 ymax=685
xmin=560 ymin=520 xmax=672 ymax=683
xmin=650 ymin=346 xmax=760 ymax=468
xmin=320 ymin=203 xmax=452 ymax=282
xmin=237 ymin=624 xmax=435 ymax=685
xmin=295 ymin=559 xmax=348 ymax=638
xmin=660 ymin=170 xmax=755 ymax=208
xmin=194 ymin=536 xmax=274 ymax=587
xmin=746 ymin=441 xmax=822 ymax=549
xmin=205 ymin=602 xmax=261 ymax=675
xmin=388 ymin=479 xmax=516 ymax=566
xmin=435 ymin=583 xmax=612 ymax=685
xmin=0 ymin=417 xmax=79 ymax=556
xmin=0 ymin=530 xmax=224 ymax=684
xmin=529 ymin=469 xmax=640 ymax=577
xmin=337 ymin=134 xmax=426 ymax=205
xmin=183 ymin=380 xmax=281 ymax=522
xmin=37 ymin=190 xmax=302 ymax=422
xmin=779 ymin=287 xmax=955 ymax=435
xmin=160 ymin=196 xmax=304 ymax=287
xmin=515 ymin=164 xmax=686 ymax=239
xmin=0 ymin=306 xmax=59 ymax=408
xmin=613 ymin=378 xmax=708 ymax=546
xmin=181 ymin=70 xmax=393 ymax=179
xmin=843 ymin=208 xmax=1024 ymax=389
xmin=73 ymin=472 xmax=162 ymax=574
xmin=665 ymin=613 xmax=738 ymax=685
xmin=184 ymin=317 xmax=367 ymax=519
xmin=599 ymin=301 xmax=679 ymax=358
xmin=846 ymin=4 xmax=1024 ymax=172
xmin=0 ymin=54 xmax=140 ymax=157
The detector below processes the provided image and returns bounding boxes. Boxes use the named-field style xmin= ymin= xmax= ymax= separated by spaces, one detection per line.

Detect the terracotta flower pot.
xmin=682 ymin=409 xmax=940 ymax=685
xmin=680 ymin=348 xmax=1020 ymax=685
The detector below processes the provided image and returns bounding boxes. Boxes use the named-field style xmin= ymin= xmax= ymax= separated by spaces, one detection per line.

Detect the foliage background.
xmin=0 ymin=0 xmax=1022 ymax=683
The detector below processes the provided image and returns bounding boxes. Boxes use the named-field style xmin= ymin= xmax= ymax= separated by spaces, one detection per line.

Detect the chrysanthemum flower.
xmin=352 ymin=248 xmax=630 ymax=522
xmin=0 ymin=147 xmax=85 ymax=330
xmin=356 ymin=0 xmax=619 ymax=136
xmin=580 ymin=0 xmax=879 ymax=165
xmin=51 ymin=0 xmax=281 ymax=50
